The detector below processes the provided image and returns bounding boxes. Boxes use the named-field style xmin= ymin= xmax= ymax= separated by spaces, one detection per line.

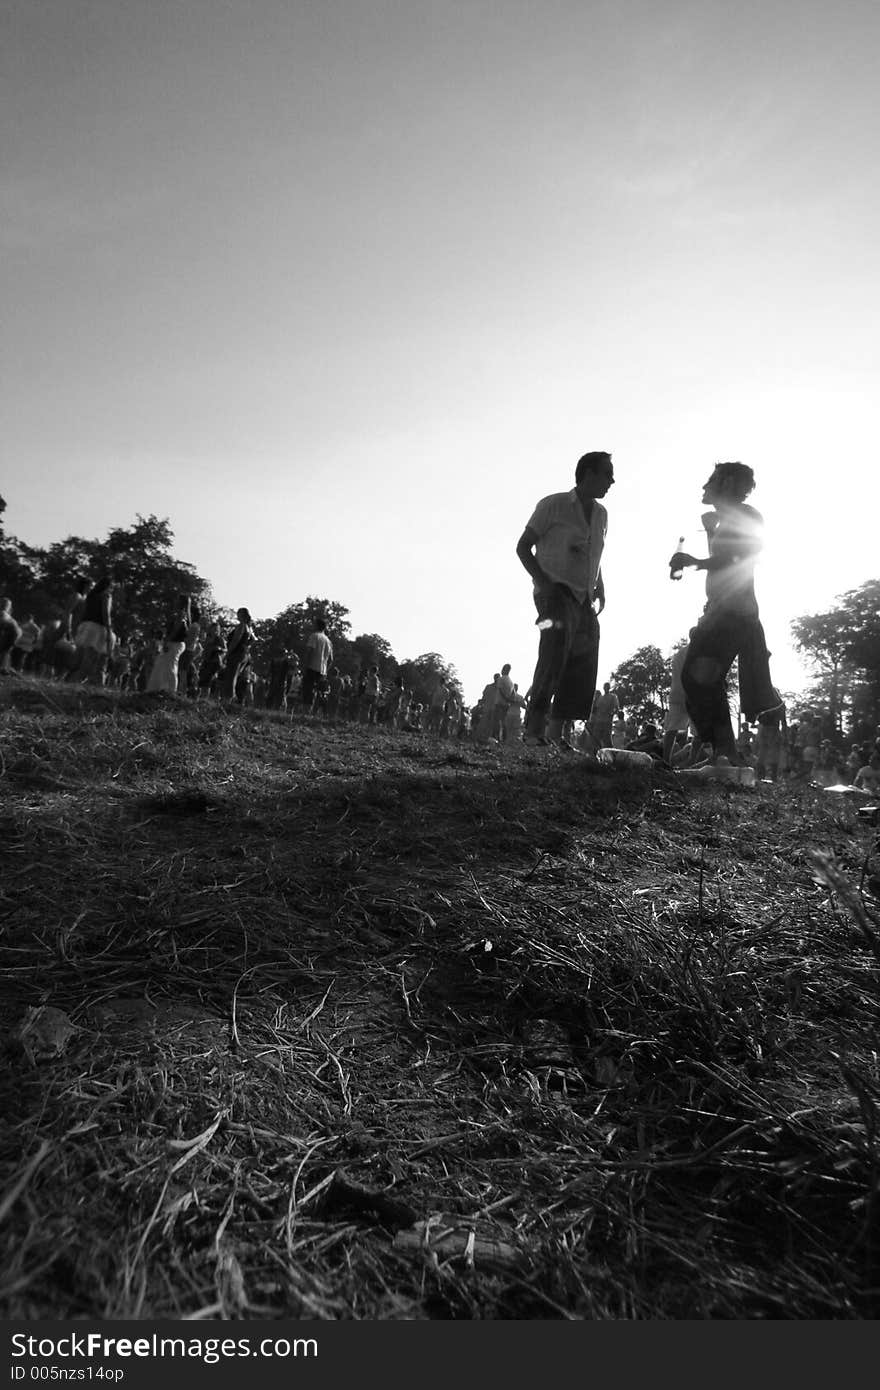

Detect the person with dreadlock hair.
xmin=669 ymin=462 xmax=785 ymax=764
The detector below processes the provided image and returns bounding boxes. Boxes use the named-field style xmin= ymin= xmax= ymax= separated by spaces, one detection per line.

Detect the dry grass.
xmin=1 ymin=676 xmax=879 ymax=1319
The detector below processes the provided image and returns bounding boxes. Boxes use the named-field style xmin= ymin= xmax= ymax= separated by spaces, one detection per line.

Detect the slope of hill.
xmin=2 ymin=678 xmax=879 ymax=1319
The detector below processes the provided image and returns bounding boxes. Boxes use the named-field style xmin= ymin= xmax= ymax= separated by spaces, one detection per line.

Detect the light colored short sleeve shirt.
xmin=306 ymin=631 xmax=333 ymax=675
xmin=526 ymin=489 xmax=607 ymax=605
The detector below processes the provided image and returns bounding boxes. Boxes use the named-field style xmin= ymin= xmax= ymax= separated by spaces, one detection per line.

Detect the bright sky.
xmin=3 ymin=0 xmax=878 ymax=704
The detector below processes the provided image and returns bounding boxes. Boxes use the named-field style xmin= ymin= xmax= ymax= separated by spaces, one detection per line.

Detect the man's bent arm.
xmin=516 ymin=526 xmax=548 ymax=588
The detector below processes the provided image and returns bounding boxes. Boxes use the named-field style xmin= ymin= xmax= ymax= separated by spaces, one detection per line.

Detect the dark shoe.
xmin=549 ymin=738 xmax=589 ymax=756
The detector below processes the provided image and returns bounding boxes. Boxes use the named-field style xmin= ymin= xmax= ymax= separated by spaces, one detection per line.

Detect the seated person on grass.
xmin=854 ymin=754 xmax=880 ymax=795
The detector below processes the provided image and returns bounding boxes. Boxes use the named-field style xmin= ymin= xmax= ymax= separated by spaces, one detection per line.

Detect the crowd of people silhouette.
xmin=2 ymin=452 xmax=878 ymax=789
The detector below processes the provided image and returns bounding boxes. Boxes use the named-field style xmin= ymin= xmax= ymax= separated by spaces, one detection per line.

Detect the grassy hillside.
xmin=2 ymin=678 xmax=879 ymax=1319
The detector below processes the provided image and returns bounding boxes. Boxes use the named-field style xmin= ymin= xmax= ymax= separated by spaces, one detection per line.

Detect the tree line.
xmin=0 ymin=503 xmax=463 ymax=709
xmin=791 ymin=581 xmax=880 ymax=737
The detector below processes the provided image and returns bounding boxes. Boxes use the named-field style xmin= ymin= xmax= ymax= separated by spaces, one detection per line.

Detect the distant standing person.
xmin=473 ymin=673 xmax=501 ymax=742
xmin=74 ymin=575 xmax=115 ymax=684
xmin=669 ymin=462 xmax=784 ymax=764
xmin=220 ymin=608 xmax=255 ymax=700
xmin=504 ymin=684 xmax=527 ymax=742
xmin=0 ymin=598 xmax=21 ymax=673
xmin=493 ymin=664 xmax=515 ymax=740
xmin=63 ymin=576 xmax=92 ymax=641
xmin=266 ymin=649 xmax=297 ymax=711
xmin=661 ymin=637 xmax=694 ymax=765
xmin=799 ymin=714 xmax=822 ymax=780
xmin=427 ymin=677 xmax=448 ymax=736
xmin=360 ymin=664 xmax=381 ymax=725
xmin=385 ymin=674 xmax=406 ymax=729
xmin=198 ymin=623 xmax=226 ymax=698
xmin=516 ymin=450 xmax=614 ymax=749
xmin=12 ymin=614 xmax=40 ymax=672
xmin=40 ymin=618 xmax=64 ymax=678
xmin=590 ymin=681 xmax=619 ymax=749
xmin=148 ymin=596 xmax=190 ymax=694
xmin=176 ymin=601 xmax=202 ymax=697
xmin=302 ymin=618 xmax=333 ymax=712
xmin=325 ymin=666 xmax=344 ymax=721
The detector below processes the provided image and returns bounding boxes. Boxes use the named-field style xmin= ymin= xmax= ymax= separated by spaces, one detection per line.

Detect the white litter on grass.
xmin=598 ymin=748 xmax=654 ymax=770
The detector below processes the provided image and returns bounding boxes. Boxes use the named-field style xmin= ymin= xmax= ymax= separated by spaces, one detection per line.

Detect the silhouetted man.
xmin=303 ymin=618 xmax=333 ymax=712
xmin=590 ymin=681 xmax=619 ymax=748
xmin=516 ymin=450 xmax=614 ymax=750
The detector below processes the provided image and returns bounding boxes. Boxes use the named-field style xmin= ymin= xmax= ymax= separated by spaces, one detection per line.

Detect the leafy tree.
xmin=348 ymin=633 xmax=398 ymax=681
xmin=39 ymin=515 xmax=215 ymax=640
xmin=0 ymin=535 xmax=42 ymax=614
xmin=397 ymin=652 xmax=463 ymax=708
xmin=790 ymin=608 xmax=849 ymax=733
xmin=0 ymin=511 xmax=217 ymax=638
xmin=104 ymin=517 xmax=214 ymax=638
xmin=0 ymin=495 xmax=43 ymax=613
xmin=1 ymin=501 xmax=474 ymax=711
xmin=792 ymin=580 xmax=880 ymax=736
xmin=255 ymin=597 xmax=353 ymax=671
xmin=609 ymin=644 xmax=671 ymax=721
